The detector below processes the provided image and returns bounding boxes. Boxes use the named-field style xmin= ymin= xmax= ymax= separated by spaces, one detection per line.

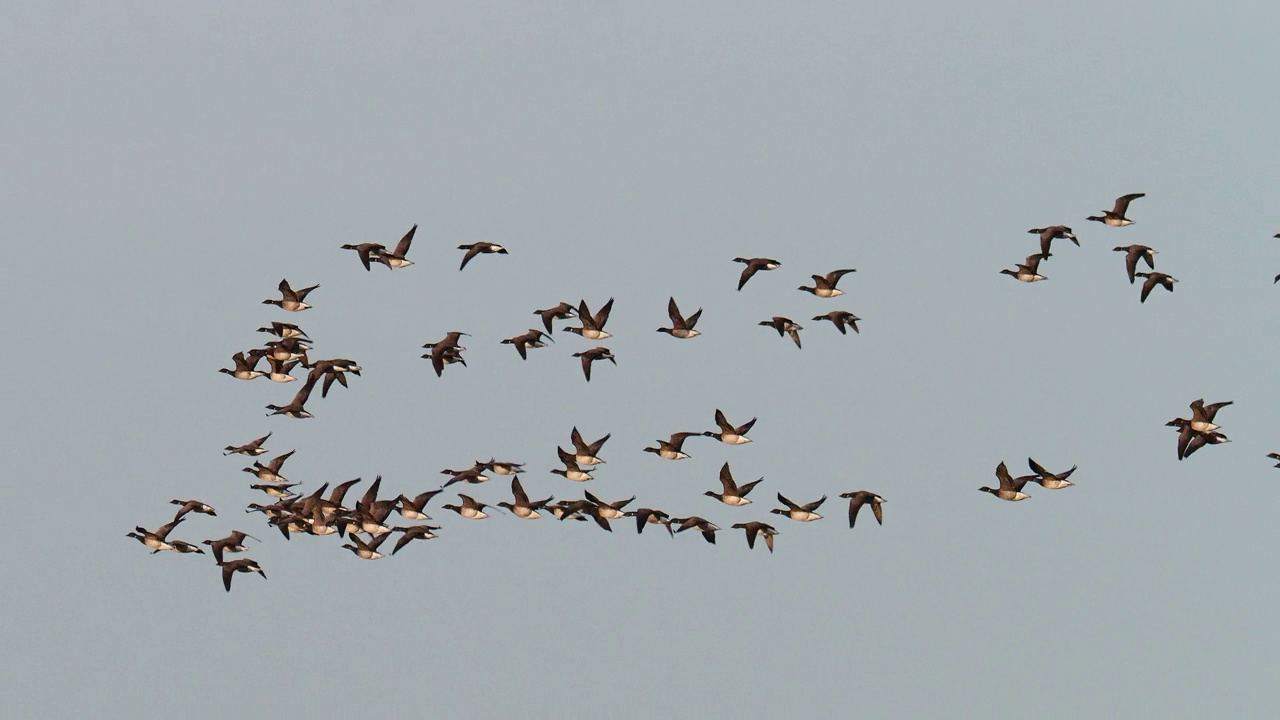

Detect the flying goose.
xmin=442 ymin=494 xmax=490 ymax=519
xmin=672 ymin=516 xmax=720 ymax=544
xmin=223 ymin=432 xmax=271 ymax=456
xmin=564 ymin=298 xmax=615 ymax=340
xmin=812 ymin=310 xmax=861 ymax=335
xmin=1112 ymin=245 xmax=1158 ymax=284
xmin=1026 ymin=458 xmax=1076 ymax=489
xmin=838 ymin=491 xmax=885 ymax=528
xmin=396 ymin=490 xmax=441 ymax=521
xmin=799 ymin=269 xmax=857 ymax=298
xmin=584 ymin=491 xmax=635 ymax=522
xmin=979 ymin=461 xmax=1032 ymax=501
xmin=458 ymin=242 xmax=508 ymax=270
xmin=569 ymin=427 xmax=610 ymax=465
xmin=475 ymin=459 xmax=525 ymax=476
xmin=704 ymin=462 xmax=763 ymax=506
xmin=628 ymin=508 xmax=674 ymax=536
xmin=242 ymin=449 xmax=295 ymax=483
xmin=703 ymin=409 xmax=756 ymax=445
xmin=731 ymin=521 xmax=779 ymax=553
xmin=497 ymin=477 xmax=553 ymax=519
xmin=1087 ymin=193 xmax=1145 ymax=226
xmin=126 ymin=517 xmax=185 ymax=552
xmin=759 ymin=316 xmax=803 ymax=348
xmin=643 ymin=431 xmax=699 ymax=460
xmin=533 ymin=302 xmax=578 ymax=334
xmin=256 ymin=321 xmax=309 ymax=340
xmin=770 ymin=493 xmax=826 ymax=522
xmin=572 ymin=347 xmax=616 ymax=382
xmin=342 ymin=533 xmax=391 ymax=560
xmin=170 ymin=499 xmax=216 ymax=520
xmin=1000 ymin=253 xmax=1048 ymax=282
xmin=219 ymin=351 xmax=266 ymax=380
xmin=262 ymin=278 xmax=319 ymax=312
xmin=733 ymin=257 xmax=781 ymax=291
xmin=657 ymin=297 xmax=702 ymax=339
xmin=1028 ymin=226 xmax=1078 ymax=257
xmin=391 ymin=525 xmax=440 ymax=555
xmin=202 ymin=530 xmax=257 ymax=565
xmin=264 ymin=377 xmax=316 ymax=418
xmin=1135 ymin=272 xmax=1176 ymax=302
xmin=220 ymin=559 xmax=266 ymax=592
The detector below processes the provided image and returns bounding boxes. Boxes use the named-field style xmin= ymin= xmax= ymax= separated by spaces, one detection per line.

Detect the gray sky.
xmin=4 ymin=2 xmax=1280 ymax=717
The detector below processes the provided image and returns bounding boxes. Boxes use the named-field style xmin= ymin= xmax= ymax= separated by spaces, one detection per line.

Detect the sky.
xmin=4 ymin=2 xmax=1280 ymax=717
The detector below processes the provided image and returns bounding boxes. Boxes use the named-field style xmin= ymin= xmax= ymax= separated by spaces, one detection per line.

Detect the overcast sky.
xmin=5 ymin=3 xmax=1280 ymax=717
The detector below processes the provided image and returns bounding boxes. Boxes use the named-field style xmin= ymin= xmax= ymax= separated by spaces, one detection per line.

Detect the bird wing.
xmin=393 ymin=224 xmax=416 ymax=257
xmin=718 ymin=462 xmax=735 ymax=492
xmin=1139 ymin=274 xmax=1156 ymax=303
xmin=1027 ymin=457 xmax=1049 ymax=476
xmin=512 ymin=477 xmax=530 ymax=505
xmin=586 ymin=432 xmax=611 ymax=454
xmin=593 ymin=298 xmax=615 ymax=328
xmin=267 ymin=450 xmax=295 ymax=473
xmin=824 ymin=268 xmax=857 ymax=285
xmin=995 ymin=462 xmax=1015 ymax=491
xmin=1112 ymin=193 xmax=1145 ymax=215
xmin=155 ymin=517 xmax=184 ymax=540
xmin=668 ymin=431 xmax=697 ymax=449
xmin=1203 ymin=401 xmax=1233 ymax=422
xmin=458 ymin=245 xmax=481 ymax=270
xmin=537 ymin=309 xmax=556 ymax=334
xmin=847 ymin=494 xmax=866 ymax=528
xmin=1124 ymin=248 xmax=1140 ymax=283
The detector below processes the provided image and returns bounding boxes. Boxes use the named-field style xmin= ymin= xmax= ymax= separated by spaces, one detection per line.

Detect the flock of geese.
xmin=129 ymin=192 xmax=1258 ymax=591
xmin=1005 ymin=193 xmax=1178 ymax=303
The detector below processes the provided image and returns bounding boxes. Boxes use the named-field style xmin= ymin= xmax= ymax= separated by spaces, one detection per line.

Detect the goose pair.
xmin=341 ymin=224 xmax=416 ymax=270
xmin=422 ymin=332 xmax=469 ymax=377
xmin=552 ymin=446 xmax=597 ymax=482
xmin=980 ymin=459 xmax=1077 ymax=501
xmin=1167 ymin=399 xmax=1233 ymax=460
xmin=501 ymin=329 xmax=553 ymax=360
